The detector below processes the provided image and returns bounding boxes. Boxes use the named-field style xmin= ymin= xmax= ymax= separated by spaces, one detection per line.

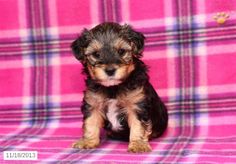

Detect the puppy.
xmin=71 ymin=22 xmax=168 ymax=153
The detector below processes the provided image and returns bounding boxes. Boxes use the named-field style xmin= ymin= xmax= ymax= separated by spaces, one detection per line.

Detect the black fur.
xmin=71 ymin=29 xmax=91 ymax=61
xmin=82 ymin=59 xmax=168 ymax=140
xmin=71 ymin=22 xmax=168 ymax=142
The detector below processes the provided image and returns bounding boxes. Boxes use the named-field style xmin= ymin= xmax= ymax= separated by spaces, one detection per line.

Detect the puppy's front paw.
xmin=128 ymin=140 xmax=152 ymax=153
xmin=72 ymin=138 xmax=99 ymax=149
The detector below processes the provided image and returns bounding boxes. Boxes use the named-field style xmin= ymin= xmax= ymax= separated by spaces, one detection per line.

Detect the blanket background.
xmin=0 ymin=0 xmax=236 ymax=163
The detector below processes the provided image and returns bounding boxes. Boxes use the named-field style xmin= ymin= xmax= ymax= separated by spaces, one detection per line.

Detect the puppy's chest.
xmin=105 ymin=99 xmax=127 ymax=132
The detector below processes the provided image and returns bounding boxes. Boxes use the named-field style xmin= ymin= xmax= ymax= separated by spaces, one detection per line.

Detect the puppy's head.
xmin=71 ymin=22 xmax=145 ymax=87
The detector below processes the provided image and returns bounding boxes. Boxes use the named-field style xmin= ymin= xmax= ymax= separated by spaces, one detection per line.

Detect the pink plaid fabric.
xmin=0 ymin=0 xmax=236 ymax=163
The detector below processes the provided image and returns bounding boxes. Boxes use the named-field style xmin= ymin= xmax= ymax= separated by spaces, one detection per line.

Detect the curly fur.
xmin=71 ymin=22 xmax=168 ymax=153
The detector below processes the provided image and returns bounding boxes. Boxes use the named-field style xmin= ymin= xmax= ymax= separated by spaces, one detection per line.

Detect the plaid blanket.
xmin=0 ymin=0 xmax=236 ymax=163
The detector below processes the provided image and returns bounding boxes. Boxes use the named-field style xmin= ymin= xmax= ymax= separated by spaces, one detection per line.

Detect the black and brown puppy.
xmin=71 ymin=22 xmax=168 ymax=153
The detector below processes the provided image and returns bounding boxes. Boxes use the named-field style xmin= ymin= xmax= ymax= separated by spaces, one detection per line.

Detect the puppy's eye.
xmin=117 ymin=48 xmax=126 ymax=56
xmin=91 ymin=51 xmax=100 ymax=58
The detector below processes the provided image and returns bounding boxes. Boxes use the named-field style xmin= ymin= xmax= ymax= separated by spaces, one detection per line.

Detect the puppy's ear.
xmin=71 ymin=29 xmax=90 ymax=62
xmin=121 ymin=24 xmax=145 ymax=57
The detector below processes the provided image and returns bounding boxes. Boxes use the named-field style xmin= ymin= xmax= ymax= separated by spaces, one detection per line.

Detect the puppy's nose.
xmin=105 ymin=67 xmax=116 ymax=76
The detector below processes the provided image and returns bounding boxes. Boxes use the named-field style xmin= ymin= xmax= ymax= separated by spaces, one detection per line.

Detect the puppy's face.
xmin=71 ymin=22 xmax=145 ymax=87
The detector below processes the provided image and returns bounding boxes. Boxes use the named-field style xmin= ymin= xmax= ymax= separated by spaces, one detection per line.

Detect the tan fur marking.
xmin=72 ymin=110 xmax=103 ymax=149
xmin=83 ymin=109 xmax=104 ymax=139
xmin=72 ymin=90 xmax=106 ymax=149
xmin=113 ymin=38 xmax=132 ymax=50
xmin=89 ymin=65 xmax=108 ymax=81
xmin=88 ymin=63 xmax=135 ymax=85
xmin=128 ymin=140 xmax=151 ymax=153
xmin=84 ymin=40 xmax=103 ymax=65
xmin=118 ymin=87 xmax=144 ymax=108
xmin=114 ymin=38 xmax=133 ymax=64
xmin=122 ymin=54 xmax=133 ymax=64
xmin=115 ymin=63 xmax=135 ymax=80
xmin=85 ymin=40 xmax=103 ymax=55
xmin=127 ymin=110 xmax=152 ymax=152
xmin=127 ymin=63 xmax=135 ymax=75
xmin=143 ymin=120 xmax=152 ymax=139
xmin=87 ymin=65 xmax=96 ymax=79
xmin=84 ymin=89 xmax=106 ymax=108
xmin=127 ymin=113 xmax=145 ymax=141
xmin=117 ymin=87 xmax=152 ymax=152
xmin=86 ymin=55 xmax=97 ymax=64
